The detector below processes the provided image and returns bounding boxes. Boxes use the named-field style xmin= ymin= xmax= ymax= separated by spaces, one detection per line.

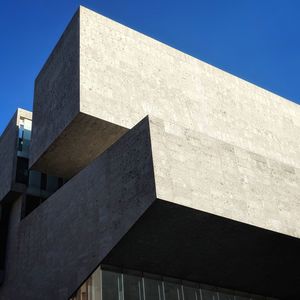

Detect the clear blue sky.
xmin=1 ymin=0 xmax=300 ymax=134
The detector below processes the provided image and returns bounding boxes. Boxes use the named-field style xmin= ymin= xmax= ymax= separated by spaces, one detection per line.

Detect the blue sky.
xmin=1 ymin=0 xmax=300 ymax=134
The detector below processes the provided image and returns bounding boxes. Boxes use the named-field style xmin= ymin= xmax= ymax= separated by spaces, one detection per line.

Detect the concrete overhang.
xmin=30 ymin=112 xmax=128 ymax=179
xmin=29 ymin=6 xmax=300 ymax=181
xmin=102 ymin=200 xmax=300 ymax=300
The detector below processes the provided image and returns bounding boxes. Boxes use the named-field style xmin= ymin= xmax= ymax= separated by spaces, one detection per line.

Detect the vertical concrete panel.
xmin=149 ymin=116 xmax=300 ymax=238
xmin=80 ymin=6 xmax=300 ymax=169
xmin=29 ymin=11 xmax=80 ymax=169
xmin=0 ymin=113 xmax=18 ymax=201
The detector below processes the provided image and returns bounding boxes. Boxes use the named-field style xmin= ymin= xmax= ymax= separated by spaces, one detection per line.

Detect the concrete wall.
xmin=79 ymin=6 xmax=300 ymax=238
xmin=0 ymin=118 xmax=156 ymax=300
xmin=148 ymin=116 xmax=300 ymax=238
xmin=0 ymin=112 xmax=18 ymax=201
xmin=79 ymin=6 xmax=300 ymax=170
xmin=30 ymin=6 xmax=300 ymax=179
xmin=29 ymin=5 xmax=300 ymax=234
xmin=29 ymin=11 xmax=80 ymax=171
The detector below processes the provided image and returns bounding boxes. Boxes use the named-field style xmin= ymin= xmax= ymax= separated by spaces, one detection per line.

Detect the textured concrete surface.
xmin=28 ymin=6 xmax=300 ymax=237
xmin=29 ymin=11 xmax=80 ymax=175
xmin=32 ymin=112 xmax=127 ymax=178
xmin=0 ymin=109 xmax=32 ymax=202
xmin=0 ymin=118 xmax=156 ymax=300
xmin=79 ymin=6 xmax=300 ymax=170
xmin=0 ymin=112 xmax=18 ymax=202
xmin=149 ymin=116 xmax=300 ymax=238
xmin=2 ymin=6 xmax=300 ymax=299
xmin=30 ymin=6 xmax=300 ymax=178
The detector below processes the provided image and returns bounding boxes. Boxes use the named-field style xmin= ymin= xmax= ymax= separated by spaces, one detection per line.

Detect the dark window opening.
xmin=40 ymin=173 xmax=47 ymax=191
xmin=0 ymin=203 xmax=11 ymax=285
xmin=15 ymin=157 xmax=29 ymax=184
xmin=21 ymin=195 xmax=45 ymax=219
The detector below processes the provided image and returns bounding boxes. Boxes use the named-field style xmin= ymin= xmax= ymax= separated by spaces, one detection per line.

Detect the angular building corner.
xmin=1 ymin=5 xmax=300 ymax=300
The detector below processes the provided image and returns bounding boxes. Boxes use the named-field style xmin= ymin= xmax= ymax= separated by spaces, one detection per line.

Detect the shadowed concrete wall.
xmin=31 ymin=112 xmax=128 ymax=178
xmin=0 ymin=118 xmax=156 ymax=300
xmin=0 ymin=112 xmax=18 ymax=201
xmin=103 ymin=200 xmax=300 ymax=299
xmin=29 ymin=11 xmax=80 ymax=176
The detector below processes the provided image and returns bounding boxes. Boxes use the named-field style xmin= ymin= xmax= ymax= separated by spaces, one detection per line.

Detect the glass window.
xmin=123 ymin=273 xmax=142 ymax=300
xmin=163 ymin=281 xmax=182 ymax=300
xmin=28 ymin=170 xmax=41 ymax=192
xmin=235 ymin=296 xmax=250 ymax=300
xmin=182 ymin=286 xmax=199 ymax=300
xmin=89 ymin=267 xmax=101 ymax=300
xmin=46 ymin=175 xmax=59 ymax=193
xmin=218 ymin=292 xmax=235 ymax=300
xmin=201 ymin=289 xmax=218 ymax=300
xmin=16 ymin=157 xmax=29 ymax=184
xmin=102 ymin=270 xmax=123 ymax=300
xmin=144 ymin=277 xmax=163 ymax=300
xmin=70 ymin=267 xmax=275 ymax=300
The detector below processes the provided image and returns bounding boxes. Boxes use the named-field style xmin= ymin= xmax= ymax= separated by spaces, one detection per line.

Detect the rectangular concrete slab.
xmin=148 ymin=116 xmax=300 ymax=238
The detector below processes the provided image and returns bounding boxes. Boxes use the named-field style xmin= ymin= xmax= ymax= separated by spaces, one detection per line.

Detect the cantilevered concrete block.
xmin=147 ymin=116 xmax=300 ymax=238
xmin=30 ymin=6 xmax=300 ymax=179
xmin=28 ymin=5 xmax=300 ymax=237
xmin=30 ymin=10 xmax=127 ymax=179
xmin=0 ymin=109 xmax=32 ymax=202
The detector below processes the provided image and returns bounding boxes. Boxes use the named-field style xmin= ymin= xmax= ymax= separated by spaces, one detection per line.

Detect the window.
xmin=70 ymin=267 xmax=274 ymax=300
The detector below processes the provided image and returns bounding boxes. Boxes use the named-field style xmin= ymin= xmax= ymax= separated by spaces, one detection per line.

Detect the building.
xmin=0 ymin=6 xmax=300 ymax=300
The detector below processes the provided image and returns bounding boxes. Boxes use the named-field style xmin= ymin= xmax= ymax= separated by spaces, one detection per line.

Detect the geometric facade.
xmin=0 ymin=6 xmax=299 ymax=300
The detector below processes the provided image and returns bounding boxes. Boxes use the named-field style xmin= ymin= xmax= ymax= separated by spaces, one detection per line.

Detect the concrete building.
xmin=0 ymin=6 xmax=299 ymax=300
